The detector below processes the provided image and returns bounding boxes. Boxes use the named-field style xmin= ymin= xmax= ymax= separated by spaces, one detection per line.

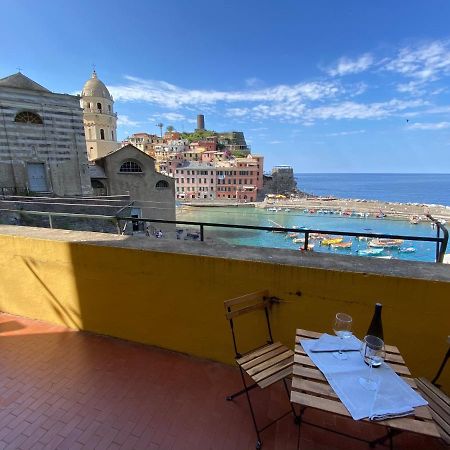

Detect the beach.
xmin=259 ymin=197 xmax=450 ymax=222
xmin=182 ymin=197 xmax=450 ymax=222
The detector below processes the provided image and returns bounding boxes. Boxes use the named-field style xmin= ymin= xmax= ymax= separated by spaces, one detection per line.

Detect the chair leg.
xmin=238 ymin=366 xmax=262 ymax=449
xmin=226 ymin=382 xmax=258 ymax=401
xmin=282 ymin=378 xmax=299 ymax=423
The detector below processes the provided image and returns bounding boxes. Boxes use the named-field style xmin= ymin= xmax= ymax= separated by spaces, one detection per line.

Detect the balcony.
xmin=0 ymin=225 xmax=448 ymax=449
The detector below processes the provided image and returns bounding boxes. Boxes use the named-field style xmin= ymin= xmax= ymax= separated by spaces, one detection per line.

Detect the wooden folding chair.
xmin=224 ymin=290 xmax=297 ymax=449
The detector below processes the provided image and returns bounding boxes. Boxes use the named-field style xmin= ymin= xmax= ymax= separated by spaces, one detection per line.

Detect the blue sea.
xmin=176 ymin=173 xmax=449 ymax=262
xmin=295 ymin=173 xmax=450 ymax=206
xmin=177 ymin=207 xmax=444 ymax=263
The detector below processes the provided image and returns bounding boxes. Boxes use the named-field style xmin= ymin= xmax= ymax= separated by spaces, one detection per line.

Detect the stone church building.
xmin=0 ymin=72 xmax=92 ymax=196
xmin=90 ymin=144 xmax=175 ymax=227
xmin=82 ymin=71 xmax=175 ymax=227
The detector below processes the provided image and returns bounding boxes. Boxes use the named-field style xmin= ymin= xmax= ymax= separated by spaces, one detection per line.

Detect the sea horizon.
xmin=294 ymin=173 xmax=450 ymax=206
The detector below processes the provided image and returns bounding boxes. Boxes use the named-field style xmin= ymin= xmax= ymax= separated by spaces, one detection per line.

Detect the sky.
xmin=1 ymin=0 xmax=450 ymax=173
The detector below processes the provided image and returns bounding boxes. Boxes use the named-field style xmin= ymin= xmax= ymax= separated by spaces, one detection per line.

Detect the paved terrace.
xmin=0 ymin=313 xmax=446 ymax=450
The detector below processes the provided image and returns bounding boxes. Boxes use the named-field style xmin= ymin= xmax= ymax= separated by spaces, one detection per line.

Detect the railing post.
xmin=304 ymin=231 xmax=309 ymax=251
xmin=48 ymin=213 xmax=53 ymax=229
xmin=436 ymin=227 xmax=440 ymax=263
xmin=200 ymin=224 xmax=204 ymax=242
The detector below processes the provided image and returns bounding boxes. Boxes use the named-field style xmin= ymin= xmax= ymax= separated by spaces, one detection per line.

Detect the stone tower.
xmin=81 ymin=70 xmax=119 ymax=160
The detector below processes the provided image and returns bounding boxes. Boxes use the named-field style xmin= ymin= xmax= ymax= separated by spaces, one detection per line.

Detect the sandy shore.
xmin=182 ymin=197 xmax=450 ymax=222
xmin=258 ymin=197 xmax=450 ymax=222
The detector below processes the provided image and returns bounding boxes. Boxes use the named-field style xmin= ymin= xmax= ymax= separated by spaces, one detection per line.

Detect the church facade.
xmin=0 ymin=72 xmax=92 ymax=196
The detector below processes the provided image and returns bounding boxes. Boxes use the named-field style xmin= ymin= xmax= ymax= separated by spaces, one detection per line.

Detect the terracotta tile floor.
xmin=0 ymin=313 xmax=445 ymax=450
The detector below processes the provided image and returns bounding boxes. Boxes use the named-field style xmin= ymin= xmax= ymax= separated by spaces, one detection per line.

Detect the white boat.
xmin=267 ymin=207 xmax=278 ymax=212
xmin=284 ymin=208 xmax=291 ymax=212
xmin=399 ymin=247 xmax=416 ymax=253
xmin=376 ymin=255 xmax=393 ymax=259
xmin=357 ymin=248 xmax=384 ymax=256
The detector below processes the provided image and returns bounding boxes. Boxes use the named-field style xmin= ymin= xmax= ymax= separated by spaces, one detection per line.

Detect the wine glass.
xmin=359 ymin=335 xmax=385 ymax=390
xmin=332 ymin=313 xmax=353 ymax=360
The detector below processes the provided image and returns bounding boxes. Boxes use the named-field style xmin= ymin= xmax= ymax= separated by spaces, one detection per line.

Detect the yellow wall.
xmin=0 ymin=232 xmax=449 ymax=393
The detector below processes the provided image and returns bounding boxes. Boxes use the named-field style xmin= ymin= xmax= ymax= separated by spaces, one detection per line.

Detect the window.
xmin=97 ymin=102 xmax=102 ymax=111
xmin=108 ymin=105 xmax=111 ymax=113
xmin=111 ymin=131 xmax=114 ymax=140
xmin=156 ymin=180 xmax=169 ymax=189
xmin=119 ymin=161 xmax=143 ymax=173
xmin=14 ymin=111 xmax=43 ymax=124
xmin=100 ymin=129 xmax=105 ymax=140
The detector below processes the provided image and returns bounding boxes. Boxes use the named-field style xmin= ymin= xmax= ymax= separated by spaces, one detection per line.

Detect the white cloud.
xmin=409 ymin=121 xmax=450 ymax=130
xmin=327 ymin=54 xmax=374 ymax=77
xmin=245 ymin=77 xmax=263 ymax=87
xmin=327 ymin=130 xmax=366 ymax=136
xmin=305 ymin=99 xmax=426 ymax=121
xmin=160 ymin=112 xmax=187 ymax=121
xmin=268 ymin=140 xmax=283 ymax=144
xmin=117 ymin=115 xmax=140 ymax=126
xmin=386 ymin=40 xmax=450 ymax=81
xmin=228 ymin=98 xmax=426 ymax=122
xmin=109 ymin=76 xmax=341 ymax=108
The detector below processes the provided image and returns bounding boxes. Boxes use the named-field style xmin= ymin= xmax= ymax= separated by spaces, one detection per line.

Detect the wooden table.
xmin=291 ymin=329 xmax=441 ymax=447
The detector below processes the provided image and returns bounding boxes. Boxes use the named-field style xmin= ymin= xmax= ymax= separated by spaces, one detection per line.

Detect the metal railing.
xmin=1 ymin=207 xmax=447 ymax=263
xmin=119 ymin=214 xmax=448 ymax=263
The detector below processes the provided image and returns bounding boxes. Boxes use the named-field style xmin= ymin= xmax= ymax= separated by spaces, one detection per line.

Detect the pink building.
xmin=174 ymin=155 xmax=264 ymax=202
xmin=215 ymin=155 xmax=263 ymax=202
xmin=175 ymin=163 xmax=216 ymax=200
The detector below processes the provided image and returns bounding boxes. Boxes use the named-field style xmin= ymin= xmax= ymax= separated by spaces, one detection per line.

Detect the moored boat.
xmin=357 ymin=248 xmax=384 ymax=256
xmin=292 ymin=237 xmax=305 ymax=244
xmin=368 ymin=238 xmax=404 ymax=248
xmin=330 ymin=241 xmax=352 ymax=249
xmin=399 ymin=247 xmax=416 ymax=253
xmin=322 ymin=237 xmax=343 ymax=246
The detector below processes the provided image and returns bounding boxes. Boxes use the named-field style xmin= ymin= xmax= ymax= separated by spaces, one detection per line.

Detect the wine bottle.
xmin=363 ymin=303 xmax=384 ymax=368
xmin=367 ymin=303 xmax=383 ymax=341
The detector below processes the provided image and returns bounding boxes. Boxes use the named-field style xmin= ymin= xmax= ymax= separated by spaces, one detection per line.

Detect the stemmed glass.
xmin=359 ymin=335 xmax=385 ymax=390
xmin=332 ymin=313 xmax=353 ymax=360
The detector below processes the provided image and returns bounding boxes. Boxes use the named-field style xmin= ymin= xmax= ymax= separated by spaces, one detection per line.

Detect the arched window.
xmin=108 ymin=105 xmax=111 ymax=113
xmin=155 ymin=180 xmax=169 ymax=189
xmin=119 ymin=161 xmax=142 ymax=173
xmin=14 ymin=111 xmax=43 ymax=124
xmin=97 ymin=102 xmax=102 ymax=111
xmin=111 ymin=130 xmax=114 ymax=140
xmin=100 ymin=129 xmax=105 ymax=140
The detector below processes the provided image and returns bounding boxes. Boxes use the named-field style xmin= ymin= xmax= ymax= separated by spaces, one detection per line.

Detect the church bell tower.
xmin=81 ymin=70 xmax=119 ymax=160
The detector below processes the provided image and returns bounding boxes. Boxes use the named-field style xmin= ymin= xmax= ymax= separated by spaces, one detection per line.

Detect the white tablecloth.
xmin=300 ymin=337 xmax=428 ymax=420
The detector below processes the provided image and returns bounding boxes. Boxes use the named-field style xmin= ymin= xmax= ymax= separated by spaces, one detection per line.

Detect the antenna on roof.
xmin=16 ymin=67 xmax=22 ymax=73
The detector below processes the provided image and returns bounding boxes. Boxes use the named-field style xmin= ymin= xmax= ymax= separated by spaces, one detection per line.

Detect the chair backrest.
xmin=224 ymin=290 xmax=273 ymax=358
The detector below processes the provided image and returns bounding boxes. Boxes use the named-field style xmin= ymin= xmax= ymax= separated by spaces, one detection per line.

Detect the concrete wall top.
xmin=0 ymin=225 xmax=448 ymax=283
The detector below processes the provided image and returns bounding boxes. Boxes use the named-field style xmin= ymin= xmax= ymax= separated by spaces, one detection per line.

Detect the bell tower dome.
xmin=81 ymin=70 xmax=119 ymax=160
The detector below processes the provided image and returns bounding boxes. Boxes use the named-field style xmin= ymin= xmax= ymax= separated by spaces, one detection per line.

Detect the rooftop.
xmin=0 ymin=312 xmax=443 ymax=450
xmin=0 ymin=72 xmax=50 ymax=93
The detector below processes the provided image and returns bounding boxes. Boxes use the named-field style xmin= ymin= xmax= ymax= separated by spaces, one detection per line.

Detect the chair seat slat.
xmin=246 ymin=350 xmax=294 ymax=377
xmin=236 ymin=342 xmax=282 ymax=365
xmin=240 ymin=345 xmax=289 ymax=370
xmin=253 ymin=357 xmax=294 ymax=384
